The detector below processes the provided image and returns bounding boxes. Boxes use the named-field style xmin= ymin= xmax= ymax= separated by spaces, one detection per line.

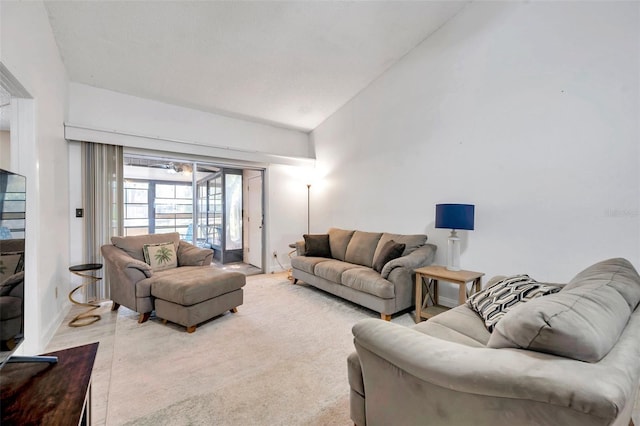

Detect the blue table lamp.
xmin=435 ymin=204 xmax=475 ymax=271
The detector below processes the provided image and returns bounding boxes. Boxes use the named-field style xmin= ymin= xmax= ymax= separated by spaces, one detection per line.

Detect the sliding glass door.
xmin=196 ymin=169 xmax=243 ymax=263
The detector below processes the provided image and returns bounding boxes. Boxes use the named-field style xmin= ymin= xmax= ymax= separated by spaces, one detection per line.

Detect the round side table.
xmin=68 ymin=263 xmax=103 ymax=327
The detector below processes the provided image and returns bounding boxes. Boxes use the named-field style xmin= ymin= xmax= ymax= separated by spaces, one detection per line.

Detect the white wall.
xmin=1 ymin=1 xmax=70 ymax=353
xmin=67 ymin=83 xmax=311 ymax=163
xmin=0 ymin=130 xmax=10 ymax=170
xmin=65 ymin=84 xmax=313 ymax=275
xmin=311 ymin=1 xmax=639 ymax=302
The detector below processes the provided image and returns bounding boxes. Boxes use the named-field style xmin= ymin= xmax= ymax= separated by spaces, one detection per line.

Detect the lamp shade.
xmin=435 ymin=204 xmax=475 ymax=230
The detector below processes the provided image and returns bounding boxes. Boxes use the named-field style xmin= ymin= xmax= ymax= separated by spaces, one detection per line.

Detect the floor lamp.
xmin=306 ymin=184 xmax=311 ymax=234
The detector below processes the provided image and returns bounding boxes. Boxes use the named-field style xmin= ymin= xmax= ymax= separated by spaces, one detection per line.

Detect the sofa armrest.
xmin=352 ymin=318 xmax=629 ymax=421
xmin=295 ymin=240 xmax=305 ymax=256
xmin=101 ymin=244 xmax=152 ymax=278
xmin=380 ymin=243 xmax=436 ymax=279
xmin=177 ymin=240 xmax=213 ymax=266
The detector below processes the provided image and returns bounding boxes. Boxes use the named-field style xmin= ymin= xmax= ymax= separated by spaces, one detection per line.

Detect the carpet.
xmin=67 ymin=273 xmax=414 ymax=425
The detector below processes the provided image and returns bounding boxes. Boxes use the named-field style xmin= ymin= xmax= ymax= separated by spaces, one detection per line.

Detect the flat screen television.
xmin=0 ymin=168 xmax=27 ymax=367
xmin=0 ymin=169 xmax=56 ymax=366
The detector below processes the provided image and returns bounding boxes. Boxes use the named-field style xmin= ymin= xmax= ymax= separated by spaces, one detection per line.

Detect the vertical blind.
xmin=82 ymin=142 xmax=123 ymax=300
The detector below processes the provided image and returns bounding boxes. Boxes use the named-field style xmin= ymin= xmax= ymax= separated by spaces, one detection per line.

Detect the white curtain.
xmin=82 ymin=142 xmax=123 ymax=300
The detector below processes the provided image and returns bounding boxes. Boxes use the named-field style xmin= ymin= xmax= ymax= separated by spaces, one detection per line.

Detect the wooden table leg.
xmin=415 ymin=273 xmax=423 ymax=323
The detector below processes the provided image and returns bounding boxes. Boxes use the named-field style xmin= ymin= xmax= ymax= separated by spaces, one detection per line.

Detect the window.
xmin=123 ymin=180 xmax=192 ymax=237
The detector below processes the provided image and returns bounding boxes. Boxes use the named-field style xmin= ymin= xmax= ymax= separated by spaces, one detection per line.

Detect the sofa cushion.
xmin=112 ymin=232 xmax=180 ymax=262
xmin=291 ymin=256 xmax=331 ymax=275
xmin=413 ymin=305 xmax=491 ymax=347
xmin=0 ymin=252 xmax=23 ymax=283
xmin=341 ymin=268 xmax=394 ymax=299
xmin=314 ymin=260 xmax=366 ymax=283
xmin=303 ymin=234 xmax=332 ymax=258
xmin=143 ymin=242 xmax=178 ymax=272
xmin=344 ymin=231 xmax=383 ymax=268
xmin=0 ymin=271 xmax=23 ymax=297
xmin=564 ymin=257 xmax=640 ymax=311
xmin=467 ymin=274 xmax=561 ymax=332
xmin=488 ymin=258 xmax=640 ymax=362
xmin=328 ymin=228 xmax=355 ymax=261
xmin=372 ymin=240 xmax=406 ymax=273
xmin=374 ymin=233 xmax=427 ymax=260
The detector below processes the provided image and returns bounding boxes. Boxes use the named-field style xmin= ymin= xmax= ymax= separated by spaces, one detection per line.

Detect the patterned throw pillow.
xmin=467 ymin=274 xmax=561 ymax=332
xmin=143 ymin=242 xmax=178 ymax=272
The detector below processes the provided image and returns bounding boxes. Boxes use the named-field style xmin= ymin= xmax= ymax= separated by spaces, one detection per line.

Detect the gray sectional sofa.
xmin=291 ymin=228 xmax=437 ymax=320
xmin=349 ymin=257 xmax=640 ymax=426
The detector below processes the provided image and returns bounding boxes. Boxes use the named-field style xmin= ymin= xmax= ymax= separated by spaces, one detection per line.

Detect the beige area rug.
xmin=49 ymin=272 xmax=415 ymax=425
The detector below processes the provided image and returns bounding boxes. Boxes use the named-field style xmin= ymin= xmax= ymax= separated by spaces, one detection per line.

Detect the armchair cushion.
xmin=111 ymin=232 xmax=180 ymax=262
xmin=177 ymin=241 xmax=213 ymax=266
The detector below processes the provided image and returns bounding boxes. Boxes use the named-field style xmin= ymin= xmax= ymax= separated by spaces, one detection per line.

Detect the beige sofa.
xmin=102 ymin=232 xmax=245 ymax=332
xmin=348 ymin=258 xmax=640 ymax=426
xmin=291 ymin=228 xmax=436 ymax=320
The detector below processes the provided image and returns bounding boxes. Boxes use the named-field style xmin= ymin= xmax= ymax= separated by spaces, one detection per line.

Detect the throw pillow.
xmin=143 ymin=242 xmax=178 ymax=272
xmin=372 ymin=240 xmax=406 ymax=273
xmin=467 ymin=274 xmax=561 ymax=332
xmin=303 ymin=234 xmax=332 ymax=258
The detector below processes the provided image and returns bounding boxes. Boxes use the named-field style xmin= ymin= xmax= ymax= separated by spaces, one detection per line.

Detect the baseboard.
xmin=41 ymin=304 xmax=70 ymax=352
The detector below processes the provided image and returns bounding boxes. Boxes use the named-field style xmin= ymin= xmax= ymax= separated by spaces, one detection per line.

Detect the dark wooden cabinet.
xmin=1 ymin=342 xmax=98 ymax=425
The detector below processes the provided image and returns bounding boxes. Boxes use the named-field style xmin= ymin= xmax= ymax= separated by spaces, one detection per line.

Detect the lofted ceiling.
xmin=44 ymin=1 xmax=468 ymax=132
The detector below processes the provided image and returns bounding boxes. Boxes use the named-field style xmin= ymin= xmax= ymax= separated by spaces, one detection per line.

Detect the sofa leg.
xmin=381 ymin=314 xmax=391 ymax=321
xmin=138 ymin=312 xmax=151 ymax=323
xmin=186 ymin=325 xmax=196 ymax=333
xmin=230 ymin=307 xmax=238 ymax=313
xmin=629 ymin=419 xmax=634 ymax=426
xmin=111 ymin=302 xmax=120 ymax=311
xmin=293 ymin=278 xmax=298 ymax=284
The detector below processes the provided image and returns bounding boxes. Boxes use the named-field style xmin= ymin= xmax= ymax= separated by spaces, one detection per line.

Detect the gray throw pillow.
xmin=467 ymin=275 xmax=560 ymax=332
xmin=303 ymin=234 xmax=332 ymax=258
xmin=372 ymin=240 xmax=405 ymax=273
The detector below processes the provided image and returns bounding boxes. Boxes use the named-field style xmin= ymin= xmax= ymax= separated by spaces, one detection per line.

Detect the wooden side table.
xmin=415 ymin=265 xmax=484 ymax=323
xmin=1 ymin=342 xmax=99 ymax=425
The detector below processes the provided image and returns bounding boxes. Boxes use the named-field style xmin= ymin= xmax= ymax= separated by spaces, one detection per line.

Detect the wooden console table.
xmin=1 ymin=342 xmax=99 ymax=425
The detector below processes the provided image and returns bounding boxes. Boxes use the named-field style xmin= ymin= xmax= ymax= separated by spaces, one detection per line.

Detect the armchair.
xmin=101 ymin=232 xmax=214 ymax=323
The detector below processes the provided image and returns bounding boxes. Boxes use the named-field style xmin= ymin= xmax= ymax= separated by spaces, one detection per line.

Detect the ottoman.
xmin=151 ymin=267 xmax=246 ymax=333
